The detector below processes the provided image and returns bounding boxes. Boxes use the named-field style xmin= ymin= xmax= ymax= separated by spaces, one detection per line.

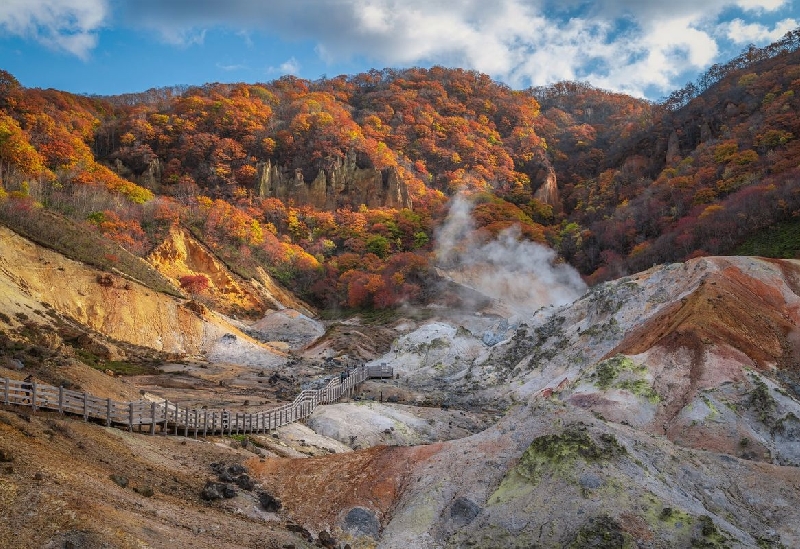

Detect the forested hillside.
xmin=1 ymin=29 xmax=799 ymax=310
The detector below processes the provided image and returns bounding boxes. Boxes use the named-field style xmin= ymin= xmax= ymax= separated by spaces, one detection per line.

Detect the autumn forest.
xmin=1 ymin=29 xmax=800 ymax=312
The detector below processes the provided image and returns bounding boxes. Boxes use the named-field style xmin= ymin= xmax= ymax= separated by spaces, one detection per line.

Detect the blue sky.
xmin=0 ymin=0 xmax=797 ymax=100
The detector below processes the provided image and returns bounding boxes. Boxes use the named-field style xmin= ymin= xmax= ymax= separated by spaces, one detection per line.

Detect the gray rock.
xmin=257 ymin=491 xmax=282 ymax=512
xmin=450 ymin=497 xmax=481 ymax=527
xmin=235 ymin=473 xmax=255 ymax=491
xmin=342 ymin=507 xmax=380 ymax=539
xmin=201 ymin=481 xmax=227 ymax=501
xmin=579 ymin=473 xmax=604 ymax=489
xmin=318 ymin=530 xmax=337 ymax=548
xmin=3 ymin=358 xmax=24 ymax=370
xmin=227 ymin=464 xmax=247 ymax=476
xmin=133 ymin=485 xmax=154 ymax=497
xmin=109 ymin=474 xmax=129 ymax=488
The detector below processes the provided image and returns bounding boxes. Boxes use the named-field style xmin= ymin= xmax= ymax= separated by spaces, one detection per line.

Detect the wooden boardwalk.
xmin=1 ymin=364 xmax=393 ymax=437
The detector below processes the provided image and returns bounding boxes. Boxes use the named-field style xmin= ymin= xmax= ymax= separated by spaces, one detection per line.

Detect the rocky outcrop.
xmin=666 ymin=130 xmax=681 ymax=163
xmin=147 ymin=226 xmax=268 ymax=318
xmin=257 ymin=151 xmax=412 ymax=210
xmin=112 ymin=155 xmax=161 ymax=191
xmin=532 ymin=165 xmax=560 ymax=210
xmin=0 ymin=225 xmax=285 ymax=363
xmin=0 ymin=225 xmax=205 ymax=355
xmin=147 ymin=226 xmax=315 ymax=319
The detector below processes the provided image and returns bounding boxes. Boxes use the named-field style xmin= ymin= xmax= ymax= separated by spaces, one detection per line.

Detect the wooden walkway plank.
xmin=0 ymin=364 xmax=390 ymax=437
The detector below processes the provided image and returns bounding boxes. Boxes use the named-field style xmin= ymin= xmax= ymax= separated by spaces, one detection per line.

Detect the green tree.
xmin=366 ymin=234 xmax=390 ymax=258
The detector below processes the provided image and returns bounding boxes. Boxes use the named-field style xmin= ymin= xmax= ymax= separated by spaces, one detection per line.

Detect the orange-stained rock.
xmin=247 ymin=443 xmax=443 ymax=532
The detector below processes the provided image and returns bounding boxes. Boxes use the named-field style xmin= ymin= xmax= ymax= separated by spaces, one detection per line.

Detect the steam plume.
xmin=435 ymin=194 xmax=587 ymax=316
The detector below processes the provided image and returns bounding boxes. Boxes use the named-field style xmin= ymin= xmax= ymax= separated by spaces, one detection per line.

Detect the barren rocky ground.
xmin=2 ymin=224 xmax=800 ymax=548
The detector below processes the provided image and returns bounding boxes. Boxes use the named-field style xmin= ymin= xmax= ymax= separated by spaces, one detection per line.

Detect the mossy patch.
xmin=103 ymin=360 xmax=157 ymax=376
xmin=489 ymin=424 xmax=627 ymax=505
xmin=648 ymin=504 xmax=693 ymax=532
xmin=593 ymin=355 xmax=640 ymax=388
xmin=521 ymin=426 xmax=627 ymax=470
xmin=568 ymin=515 xmax=635 ymax=549
xmin=700 ymin=395 xmax=720 ymax=420
xmin=748 ymin=376 xmax=777 ymax=425
xmin=74 ymin=349 xmax=156 ymax=376
xmin=592 ymin=355 xmax=660 ymax=403
xmin=643 ymin=501 xmax=731 ymax=548
xmin=690 ymin=515 xmax=729 ymax=548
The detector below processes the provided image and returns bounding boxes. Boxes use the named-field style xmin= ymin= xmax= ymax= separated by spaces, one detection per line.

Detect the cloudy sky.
xmin=0 ymin=0 xmax=797 ymax=99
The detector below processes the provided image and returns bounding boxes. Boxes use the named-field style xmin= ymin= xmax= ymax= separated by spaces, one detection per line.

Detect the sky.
xmin=0 ymin=0 xmax=797 ymax=100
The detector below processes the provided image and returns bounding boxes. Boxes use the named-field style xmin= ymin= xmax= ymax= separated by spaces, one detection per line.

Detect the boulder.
xmin=342 ymin=507 xmax=380 ymax=539
xmin=257 ymin=491 xmax=282 ymax=512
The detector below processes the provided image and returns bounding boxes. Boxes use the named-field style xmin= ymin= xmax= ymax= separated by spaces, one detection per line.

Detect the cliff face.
xmin=0 ymin=225 xmax=206 ymax=355
xmin=147 ymin=226 xmax=268 ymax=318
xmin=147 ymin=226 xmax=316 ymax=319
xmin=532 ymin=165 xmax=560 ymax=211
xmin=0 ymin=225 xmax=289 ymax=363
xmin=257 ymin=152 xmax=412 ymax=211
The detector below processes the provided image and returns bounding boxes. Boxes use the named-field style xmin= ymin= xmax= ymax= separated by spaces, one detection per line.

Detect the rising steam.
xmin=435 ymin=194 xmax=587 ymax=317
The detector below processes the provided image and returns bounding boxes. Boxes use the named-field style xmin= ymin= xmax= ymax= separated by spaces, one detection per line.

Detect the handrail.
xmin=0 ymin=363 xmax=392 ymax=437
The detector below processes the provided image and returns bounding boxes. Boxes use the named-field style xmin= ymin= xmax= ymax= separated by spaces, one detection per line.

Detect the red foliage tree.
xmin=179 ymin=274 xmax=210 ymax=297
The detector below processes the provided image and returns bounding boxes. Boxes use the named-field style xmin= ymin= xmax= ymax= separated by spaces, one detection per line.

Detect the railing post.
xmin=3 ymin=378 xmax=8 ymax=405
xmin=150 ymin=402 xmax=156 ymax=435
xmin=31 ymin=382 xmax=37 ymax=411
xmin=194 ymin=410 xmax=199 ymax=439
xmin=83 ymin=392 xmax=88 ymax=421
xmin=174 ymin=403 xmax=179 ymax=436
xmin=184 ymin=409 xmax=189 ymax=438
xmin=58 ymin=386 xmax=64 ymax=414
xmin=128 ymin=402 xmax=134 ymax=431
xmin=106 ymin=398 xmax=112 ymax=426
xmin=203 ymin=410 xmax=208 ymax=438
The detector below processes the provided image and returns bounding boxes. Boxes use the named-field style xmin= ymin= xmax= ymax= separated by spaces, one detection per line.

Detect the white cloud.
xmin=0 ymin=0 xmax=108 ymax=59
xmin=216 ymin=62 xmax=249 ymax=71
xmin=152 ymin=27 xmax=206 ymax=47
xmin=722 ymin=17 xmax=799 ymax=44
xmin=735 ymin=0 xmax=789 ymax=12
xmin=280 ymin=57 xmax=300 ymax=74
xmin=268 ymin=57 xmax=301 ymax=76
xmin=4 ymin=0 xmax=797 ymax=97
xmin=589 ymin=16 xmax=721 ymax=96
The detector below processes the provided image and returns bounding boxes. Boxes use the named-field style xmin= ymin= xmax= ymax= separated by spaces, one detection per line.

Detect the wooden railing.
xmin=1 ymin=364 xmax=392 ymax=437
